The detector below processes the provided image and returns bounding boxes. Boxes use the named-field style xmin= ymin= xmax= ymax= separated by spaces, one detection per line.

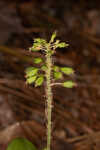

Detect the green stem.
xmin=45 ymin=47 xmax=53 ymax=150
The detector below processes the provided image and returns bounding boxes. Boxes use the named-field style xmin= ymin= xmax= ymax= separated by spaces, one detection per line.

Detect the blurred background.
xmin=0 ymin=0 xmax=100 ymax=150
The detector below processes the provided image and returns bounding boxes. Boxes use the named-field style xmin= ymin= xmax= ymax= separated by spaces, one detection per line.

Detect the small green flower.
xmin=34 ymin=38 xmax=47 ymax=45
xmin=34 ymin=58 xmax=43 ymax=64
xmin=50 ymin=31 xmax=57 ymax=43
xmin=61 ymin=67 xmax=74 ymax=75
xmin=56 ymin=42 xmax=69 ymax=48
xmin=41 ymin=65 xmax=47 ymax=71
xmin=35 ymin=76 xmax=44 ymax=87
xmin=53 ymin=66 xmax=59 ymax=72
xmin=25 ymin=67 xmax=39 ymax=77
xmin=63 ymin=81 xmax=75 ymax=88
xmin=26 ymin=76 xmax=37 ymax=84
xmin=54 ymin=72 xmax=62 ymax=79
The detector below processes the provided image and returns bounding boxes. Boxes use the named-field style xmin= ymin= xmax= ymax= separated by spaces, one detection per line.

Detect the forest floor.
xmin=0 ymin=0 xmax=100 ymax=150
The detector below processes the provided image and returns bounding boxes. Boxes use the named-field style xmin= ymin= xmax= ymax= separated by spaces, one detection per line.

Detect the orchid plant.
xmin=25 ymin=32 xmax=75 ymax=150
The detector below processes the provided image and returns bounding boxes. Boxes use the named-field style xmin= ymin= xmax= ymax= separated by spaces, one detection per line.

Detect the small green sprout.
xmin=24 ymin=31 xmax=76 ymax=150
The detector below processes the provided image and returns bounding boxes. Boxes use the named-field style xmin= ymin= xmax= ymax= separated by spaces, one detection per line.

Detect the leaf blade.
xmin=7 ymin=138 xmax=37 ymax=150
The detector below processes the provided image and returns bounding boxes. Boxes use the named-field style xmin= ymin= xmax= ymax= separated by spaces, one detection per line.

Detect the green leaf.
xmin=26 ymin=76 xmax=37 ymax=84
xmin=35 ymin=76 xmax=44 ymax=87
xmin=56 ymin=42 xmax=69 ymax=48
xmin=6 ymin=138 xmax=37 ymax=150
xmin=61 ymin=67 xmax=74 ymax=75
xmin=34 ymin=58 xmax=43 ymax=64
xmin=25 ymin=67 xmax=39 ymax=77
xmin=63 ymin=81 xmax=75 ymax=88
xmin=54 ymin=72 xmax=62 ymax=79
xmin=50 ymin=31 xmax=56 ymax=43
